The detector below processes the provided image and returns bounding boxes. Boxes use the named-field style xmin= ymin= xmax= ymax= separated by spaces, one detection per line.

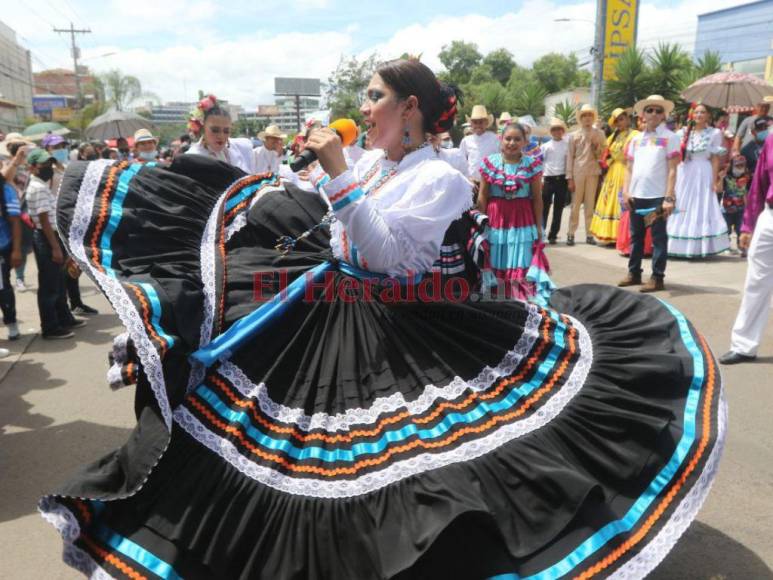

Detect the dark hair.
xmin=501 ymin=122 xmax=527 ymax=139
xmin=180 ymin=134 xmax=191 ymax=143
xmin=7 ymin=142 xmax=24 ymax=157
xmin=376 ymin=59 xmax=462 ymax=134
xmin=203 ymin=105 xmax=230 ymax=123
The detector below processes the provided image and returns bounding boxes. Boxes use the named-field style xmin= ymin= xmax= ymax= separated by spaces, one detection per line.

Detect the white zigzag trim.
xmin=173 ymin=314 xmax=592 ymax=498
xmin=214 ymin=303 xmax=543 ymax=433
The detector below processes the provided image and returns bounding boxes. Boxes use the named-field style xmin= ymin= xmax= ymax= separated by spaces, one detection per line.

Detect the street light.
xmin=554 ymin=16 xmax=603 ymax=109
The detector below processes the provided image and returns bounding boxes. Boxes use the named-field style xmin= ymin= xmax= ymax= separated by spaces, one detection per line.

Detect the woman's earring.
xmin=402 ymin=126 xmax=411 ymax=147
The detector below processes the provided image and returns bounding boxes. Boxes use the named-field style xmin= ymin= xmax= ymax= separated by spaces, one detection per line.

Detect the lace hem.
xmin=174 ymin=314 xmax=591 ymax=498
xmin=67 ymin=160 xmax=172 ymax=430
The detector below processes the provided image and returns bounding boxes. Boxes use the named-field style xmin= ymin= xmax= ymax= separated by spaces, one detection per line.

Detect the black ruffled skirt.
xmin=41 ymin=156 xmax=726 ymax=580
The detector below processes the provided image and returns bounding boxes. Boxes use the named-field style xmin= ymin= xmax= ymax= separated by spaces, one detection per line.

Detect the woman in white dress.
xmin=667 ymin=103 xmax=729 ymax=257
xmin=186 ymin=94 xmax=257 ymax=174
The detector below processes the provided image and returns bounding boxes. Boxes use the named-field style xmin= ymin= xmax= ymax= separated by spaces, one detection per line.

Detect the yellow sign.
xmin=603 ymin=0 xmax=638 ymax=81
xmin=52 ymin=107 xmax=73 ymax=122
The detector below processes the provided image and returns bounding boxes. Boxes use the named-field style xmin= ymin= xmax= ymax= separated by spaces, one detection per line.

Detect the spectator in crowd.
xmin=459 ymin=105 xmax=499 ymax=187
xmin=497 ymin=111 xmax=512 ymax=133
xmin=0 ymin=172 xmax=22 ymax=341
xmin=720 ymin=131 xmax=773 ymax=364
xmin=178 ymin=134 xmax=192 ymax=154
xmin=741 ymin=116 xmax=772 ymax=174
xmin=618 ymin=95 xmax=681 ymax=292
xmin=77 ymin=142 xmax=98 ymax=161
xmin=590 ymin=107 xmax=634 ymax=245
xmin=721 ymin=155 xmax=750 ymax=257
xmin=1 ymin=134 xmax=35 ymax=293
xmin=91 ymin=140 xmax=107 ymax=158
xmin=667 ymin=103 xmax=729 ymax=258
xmin=540 ymin=118 xmax=569 ymax=244
xmin=43 ymin=134 xmax=69 ymax=195
xmin=116 ymin=137 xmax=132 ymax=162
xmin=25 ymin=149 xmax=86 ymax=339
xmin=733 ymin=98 xmax=771 ymax=154
xmin=433 ymin=131 xmax=467 ymax=176
xmin=566 ymin=104 xmax=605 ymax=246
xmin=254 ymin=125 xmax=286 ymax=174
xmin=133 ymin=129 xmax=159 ymax=163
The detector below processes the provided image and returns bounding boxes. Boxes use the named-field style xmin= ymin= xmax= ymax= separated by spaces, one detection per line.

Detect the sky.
xmin=1 ymin=0 xmax=754 ymax=109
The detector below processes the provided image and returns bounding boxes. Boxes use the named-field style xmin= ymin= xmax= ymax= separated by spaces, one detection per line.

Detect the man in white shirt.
xmin=619 ymin=95 xmax=681 ymax=293
xmin=459 ymin=105 xmax=499 ymax=185
xmin=433 ymin=132 xmax=468 ymax=176
xmin=254 ymin=125 xmax=286 ymax=174
xmin=540 ymin=118 xmax=570 ymax=244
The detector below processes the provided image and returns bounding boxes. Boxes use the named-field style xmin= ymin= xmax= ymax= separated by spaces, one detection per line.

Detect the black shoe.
xmin=566 ymin=235 xmax=575 ymax=246
xmin=63 ymin=318 xmax=87 ymax=329
xmin=718 ymin=351 xmax=756 ymax=365
xmin=586 ymin=236 xmax=596 ymax=245
xmin=72 ymin=304 xmax=99 ymax=315
xmin=42 ymin=328 xmax=75 ymax=340
xmin=548 ymin=238 xmax=557 ymax=245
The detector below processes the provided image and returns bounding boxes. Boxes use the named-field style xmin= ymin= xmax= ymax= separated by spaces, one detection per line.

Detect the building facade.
xmin=0 ymin=21 xmax=34 ymax=132
xmin=694 ymin=0 xmax=773 ymax=81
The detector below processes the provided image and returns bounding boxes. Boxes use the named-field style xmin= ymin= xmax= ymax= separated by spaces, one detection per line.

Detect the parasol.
xmin=85 ymin=110 xmax=156 ymax=140
xmin=681 ymin=72 xmax=773 ymax=112
xmin=22 ymin=122 xmax=71 ymax=141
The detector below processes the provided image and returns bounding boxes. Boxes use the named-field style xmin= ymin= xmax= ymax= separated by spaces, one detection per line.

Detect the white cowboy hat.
xmin=498 ymin=112 xmax=512 ymax=125
xmin=607 ymin=107 xmax=632 ymax=126
xmin=0 ymin=132 xmax=35 ymax=158
xmin=133 ymin=128 xmax=158 ymax=144
xmin=548 ymin=118 xmax=567 ymax=130
xmin=258 ymin=125 xmax=287 ymax=141
xmin=577 ymin=104 xmax=598 ymax=121
xmin=467 ymin=105 xmax=494 ymax=127
xmin=634 ymin=95 xmax=675 ymax=117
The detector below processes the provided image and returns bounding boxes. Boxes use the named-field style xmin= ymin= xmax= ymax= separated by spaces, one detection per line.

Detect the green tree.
xmin=506 ymin=65 xmax=537 ymax=94
xmin=693 ymin=50 xmax=723 ymax=79
xmin=511 ymin=82 xmax=547 ymax=118
xmin=325 ymin=54 xmax=380 ymax=124
xmin=100 ymin=70 xmax=143 ymax=111
xmin=469 ymin=64 xmax=495 ymax=85
xmin=601 ymin=46 xmax=652 ymax=115
xmin=648 ymin=42 xmax=693 ymax=104
xmin=553 ymin=100 xmax=577 ymax=126
xmin=482 ymin=48 xmax=515 ymax=86
xmin=465 ymin=81 xmax=509 ymax=119
xmin=439 ymin=40 xmax=482 ymax=85
xmin=532 ymin=53 xmax=585 ymax=94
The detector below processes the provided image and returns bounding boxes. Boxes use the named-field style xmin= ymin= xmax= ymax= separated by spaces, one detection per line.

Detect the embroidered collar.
xmin=480 ymin=153 xmax=540 ymax=193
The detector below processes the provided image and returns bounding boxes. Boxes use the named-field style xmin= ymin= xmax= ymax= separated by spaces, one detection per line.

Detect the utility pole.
xmin=590 ymin=0 xmax=606 ymax=110
xmin=53 ymin=23 xmax=92 ymax=110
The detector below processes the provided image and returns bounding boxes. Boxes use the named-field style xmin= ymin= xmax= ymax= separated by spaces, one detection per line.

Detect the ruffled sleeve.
xmin=709 ymin=128 xmax=726 ymax=156
xmin=321 ymin=161 xmax=472 ymax=275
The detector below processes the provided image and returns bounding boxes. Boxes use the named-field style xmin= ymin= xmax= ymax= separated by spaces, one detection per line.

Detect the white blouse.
xmin=187 ymin=137 xmax=257 ymax=174
xmin=312 ymin=145 xmax=473 ymax=277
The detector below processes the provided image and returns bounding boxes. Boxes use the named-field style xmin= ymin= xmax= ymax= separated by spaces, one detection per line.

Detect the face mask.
xmin=138 ymin=150 xmax=157 ymax=161
xmin=52 ymin=149 xmax=69 ymax=164
xmin=441 ymin=139 xmax=453 ymax=149
xmin=732 ymin=167 xmax=745 ymax=177
xmin=756 ymin=129 xmax=769 ymax=143
xmin=37 ymin=166 xmax=54 ymax=182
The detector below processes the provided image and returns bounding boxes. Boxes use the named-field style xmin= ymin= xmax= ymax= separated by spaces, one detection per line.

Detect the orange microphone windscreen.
xmin=329 ymin=118 xmax=359 ymax=147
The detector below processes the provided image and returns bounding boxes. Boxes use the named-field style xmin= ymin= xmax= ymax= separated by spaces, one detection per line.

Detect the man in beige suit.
xmin=566 ymin=104 xmax=606 ymax=246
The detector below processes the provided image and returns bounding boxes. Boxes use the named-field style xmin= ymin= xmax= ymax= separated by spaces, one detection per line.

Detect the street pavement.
xmin=1 ymin=224 xmax=772 ymax=579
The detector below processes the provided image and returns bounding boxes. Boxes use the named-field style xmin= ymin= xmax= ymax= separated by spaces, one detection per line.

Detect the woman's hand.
xmin=304 ymin=128 xmax=348 ymax=180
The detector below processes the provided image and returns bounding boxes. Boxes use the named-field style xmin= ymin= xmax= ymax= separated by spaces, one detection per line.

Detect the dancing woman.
xmin=42 ymin=59 xmax=725 ymax=579
xmin=186 ymin=94 xmax=256 ymax=174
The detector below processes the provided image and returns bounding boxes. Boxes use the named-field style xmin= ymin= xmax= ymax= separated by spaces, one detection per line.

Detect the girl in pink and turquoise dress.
xmin=477 ymin=122 xmax=545 ymax=298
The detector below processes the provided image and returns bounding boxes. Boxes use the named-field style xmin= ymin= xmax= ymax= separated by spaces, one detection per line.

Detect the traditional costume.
xmin=479 ymin=152 xmax=545 ymax=299
xmin=41 ymin=149 xmax=725 ymax=579
xmin=590 ymin=110 xmax=634 ymax=244
xmin=667 ymin=127 xmax=730 ymax=258
xmin=187 ymin=137 xmax=256 ymax=174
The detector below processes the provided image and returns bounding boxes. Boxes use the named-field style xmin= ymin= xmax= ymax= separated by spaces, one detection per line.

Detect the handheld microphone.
xmin=290 ymin=118 xmax=359 ymax=172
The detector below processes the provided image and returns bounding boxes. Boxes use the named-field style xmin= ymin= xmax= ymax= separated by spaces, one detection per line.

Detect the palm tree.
xmin=553 ymin=100 xmax=577 ymax=126
xmin=510 ymin=83 xmax=547 ymax=118
xmin=601 ymin=47 xmax=652 ymax=115
xmin=101 ymin=70 xmax=142 ymax=111
xmin=647 ymin=43 xmax=693 ymax=104
xmin=694 ymin=50 xmax=723 ymax=78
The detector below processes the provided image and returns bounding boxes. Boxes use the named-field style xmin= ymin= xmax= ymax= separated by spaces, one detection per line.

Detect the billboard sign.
xmin=33 ymin=96 xmax=67 ymax=115
xmin=275 ymin=77 xmax=321 ymax=96
xmin=602 ymin=0 xmax=639 ymax=81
